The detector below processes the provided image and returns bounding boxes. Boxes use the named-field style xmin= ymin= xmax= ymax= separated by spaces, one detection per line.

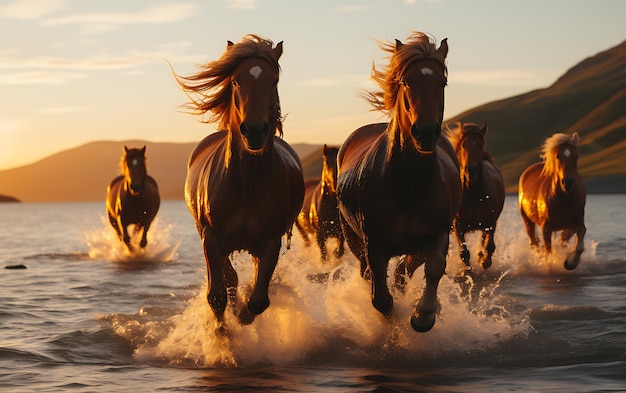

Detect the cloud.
xmin=226 ymin=0 xmax=256 ymax=10
xmin=0 ymin=0 xmax=66 ymax=20
xmin=451 ymin=69 xmax=551 ymax=87
xmin=39 ymin=106 xmax=88 ymax=114
xmin=43 ymin=3 xmax=197 ymax=32
xmin=0 ymin=70 xmax=85 ymax=85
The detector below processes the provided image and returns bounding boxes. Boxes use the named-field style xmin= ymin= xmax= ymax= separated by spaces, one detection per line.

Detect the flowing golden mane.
xmin=540 ymin=132 xmax=580 ymax=177
xmin=174 ymin=34 xmax=283 ymax=136
xmin=362 ymin=32 xmax=448 ymax=115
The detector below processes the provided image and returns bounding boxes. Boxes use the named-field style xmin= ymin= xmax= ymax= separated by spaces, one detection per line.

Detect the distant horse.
xmin=447 ymin=122 xmax=505 ymax=271
xmin=106 ymin=146 xmax=160 ymax=252
xmin=336 ymin=32 xmax=461 ymax=332
xmin=519 ymin=132 xmax=586 ymax=270
xmin=295 ymin=145 xmax=345 ymax=261
xmin=174 ymin=35 xmax=304 ymax=326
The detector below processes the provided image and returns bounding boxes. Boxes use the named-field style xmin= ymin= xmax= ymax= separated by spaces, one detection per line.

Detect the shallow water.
xmin=1 ymin=195 xmax=625 ymax=392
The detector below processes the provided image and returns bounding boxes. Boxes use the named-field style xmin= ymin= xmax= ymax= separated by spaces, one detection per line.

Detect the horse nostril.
xmin=411 ymin=123 xmax=441 ymax=152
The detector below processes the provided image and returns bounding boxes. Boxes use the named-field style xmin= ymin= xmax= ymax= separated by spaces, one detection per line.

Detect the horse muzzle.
xmin=411 ymin=122 xmax=441 ymax=152
xmin=241 ymin=122 xmax=271 ymax=151
xmin=129 ymin=182 xmax=143 ymax=196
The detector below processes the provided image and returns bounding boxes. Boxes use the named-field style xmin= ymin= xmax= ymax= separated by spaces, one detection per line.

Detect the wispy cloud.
xmin=0 ymin=70 xmax=85 ymax=85
xmin=226 ymin=0 xmax=256 ymax=10
xmin=452 ymin=69 xmax=551 ymax=87
xmin=42 ymin=4 xmax=197 ymax=33
xmin=0 ymin=0 xmax=66 ymax=20
xmin=39 ymin=106 xmax=88 ymax=114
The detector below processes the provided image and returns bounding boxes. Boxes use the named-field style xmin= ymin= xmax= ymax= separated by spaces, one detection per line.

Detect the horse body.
xmin=449 ymin=122 xmax=505 ymax=270
xmin=106 ymin=146 xmax=160 ymax=252
xmin=176 ymin=35 xmax=304 ymax=326
xmin=519 ymin=132 xmax=586 ymax=270
xmin=295 ymin=145 xmax=344 ymax=260
xmin=337 ymin=33 xmax=461 ymax=332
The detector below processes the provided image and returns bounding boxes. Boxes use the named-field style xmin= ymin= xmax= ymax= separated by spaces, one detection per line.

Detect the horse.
xmin=446 ymin=122 xmax=505 ymax=271
xmin=294 ymin=145 xmax=345 ymax=261
xmin=336 ymin=32 xmax=461 ymax=332
xmin=519 ymin=132 xmax=586 ymax=270
xmin=106 ymin=145 xmax=160 ymax=252
xmin=174 ymin=35 xmax=305 ymax=327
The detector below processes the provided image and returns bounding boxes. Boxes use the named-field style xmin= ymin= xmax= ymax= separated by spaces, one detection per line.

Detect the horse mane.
xmin=174 ymin=34 xmax=283 ymax=137
xmin=540 ymin=132 xmax=579 ymax=177
xmin=444 ymin=122 xmax=495 ymax=163
xmin=362 ymin=32 xmax=448 ymax=115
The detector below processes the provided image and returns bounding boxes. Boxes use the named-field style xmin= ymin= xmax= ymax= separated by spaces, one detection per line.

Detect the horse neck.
xmin=320 ymin=166 xmax=337 ymax=194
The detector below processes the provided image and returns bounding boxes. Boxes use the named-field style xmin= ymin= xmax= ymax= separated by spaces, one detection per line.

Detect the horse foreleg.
xmin=317 ymin=232 xmax=329 ymax=261
xmin=542 ymin=225 xmax=553 ymax=253
xmin=367 ymin=244 xmax=393 ymax=315
xmin=411 ymin=232 xmax=448 ymax=332
xmin=120 ymin=222 xmax=133 ymax=252
xmin=564 ymin=223 xmax=586 ymax=270
xmin=339 ymin=215 xmax=368 ymax=277
xmin=294 ymin=217 xmax=311 ymax=247
xmin=241 ymin=237 xmax=281 ymax=323
xmin=520 ymin=208 xmax=539 ymax=248
xmin=202 ymin=229 xmax=229 ymax=325
xmin=334 ymin=234 xmax=345 ymax=259
xmin=479 ymin=227 xmax=496 ymax=270
xmin=454 ymin=223 xmax=471 ymax=270
xmin=393 ymin=254 xmax=425 ymax=291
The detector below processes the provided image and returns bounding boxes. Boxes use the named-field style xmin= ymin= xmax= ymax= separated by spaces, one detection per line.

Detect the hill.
xmin=445 ymin=40 xmax=626 ymax=192
xmin=0 ymin=141 xmax=320 ymax=202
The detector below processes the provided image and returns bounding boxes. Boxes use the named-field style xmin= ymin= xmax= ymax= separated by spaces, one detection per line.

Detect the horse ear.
xmin=273 ymin=41 xmax=283 ymax=61
xmin=124 ymin=145 xmax=129 ymax=153
xmin=481 ymin=122 xmax=488 ymax=135
xmin=323 ymin=144 xmax=328 ymax=154
xmin=227 ymin=40 xmax=234 ymax=49
xmin=437 ymin=38 xmax=449 ymax=58
xmin=572 ymin=132 xmax=580 ymax=145
xmin=141 ymin=145 xmax=146 ymax=154
xmin=395 ymin=39 xmax=404 ymax=51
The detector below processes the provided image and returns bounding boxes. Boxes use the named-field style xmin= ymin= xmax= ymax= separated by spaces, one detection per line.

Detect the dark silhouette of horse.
xmin=106 ymin=145 xmax=160 ymax=252
xmin=519 ymin=132 xmax=586 ymax=270
xmin=336 ymin=32 xmax=461 ymax=332
xmin=295 ymin=145 xmax=345 ymax=261
xmin=174 ymin=35 xmax=304 ymax=327
xmin=447 ymin=122 xmax=505 ymax=271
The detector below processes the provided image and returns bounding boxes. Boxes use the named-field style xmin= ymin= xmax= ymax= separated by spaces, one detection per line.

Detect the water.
xmin=1 ymin=196 xmax=624 ymax=392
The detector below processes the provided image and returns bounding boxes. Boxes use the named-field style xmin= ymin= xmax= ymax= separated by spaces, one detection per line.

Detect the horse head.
xmin=394 ymin=37 xmax=448 ymax=152
xmin=228 ymin=40 xmax=283 ymax=153
xmin=123 ymin=145 xmax=147 ymax=196
xmin=321 ymin=144 xmax=339 ymax=193
xmin=457 ymin=122 xmax=487 ymax=186
xmin=541 ymin=132 xmax=581 ymax=193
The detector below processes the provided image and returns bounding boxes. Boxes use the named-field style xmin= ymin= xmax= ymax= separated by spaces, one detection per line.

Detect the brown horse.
xmin=447 ymin=122 xmax=505 ymax=271
xmin=336 ymin=32 xmax=461 ymax=332
xmin=295 ymin=145 xmax=345 ymax=261
xmin=106 ymin=146 xmax=160 ymax=252
xmin=174 ymin=35 xmax=304 ymax=326
xmin=519 ymin=132 xmax=586 ymax=270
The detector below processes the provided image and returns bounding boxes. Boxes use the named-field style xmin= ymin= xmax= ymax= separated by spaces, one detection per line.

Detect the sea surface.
xmin=1 ymin=195 xmax=625 ymax=392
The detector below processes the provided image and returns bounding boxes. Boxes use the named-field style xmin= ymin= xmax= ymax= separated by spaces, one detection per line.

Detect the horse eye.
xmin=400 ymin=78 xmax=407 ymax=87
xmin=231 ymin=79 xmax=238 ymax=87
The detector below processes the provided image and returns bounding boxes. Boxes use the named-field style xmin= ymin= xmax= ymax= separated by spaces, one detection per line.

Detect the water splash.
xmin=123 ymin=235 xmax=531 ymax=368
xmin=84 ymin=216 xmax=180 ymax=265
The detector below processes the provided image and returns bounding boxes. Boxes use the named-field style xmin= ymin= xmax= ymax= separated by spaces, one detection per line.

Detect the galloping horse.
xmin=336 ymin=32 xmax=461 ymax=332
xmin=295 ymin=145 xmax=345 ymax=261
xmin=447 ymin=122 xmax=505 ymax=271
xmin=519 ymin=132 xmax=586 ymax=270
xmin=106 ymin=146 xmax=160 ymax=252
xmin=174 ymin=35 xmax=304 ymax=326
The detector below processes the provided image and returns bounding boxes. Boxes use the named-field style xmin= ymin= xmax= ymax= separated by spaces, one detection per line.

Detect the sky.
xmin=0 ymin=0 xmax=624 ymax=170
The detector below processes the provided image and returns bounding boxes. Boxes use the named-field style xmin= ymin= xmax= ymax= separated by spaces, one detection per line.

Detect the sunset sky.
xmin=0 ymin=0 xmax=624 ymax=170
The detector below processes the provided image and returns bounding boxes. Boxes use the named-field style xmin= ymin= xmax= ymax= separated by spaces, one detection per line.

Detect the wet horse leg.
xmin=339 ymin=215 xmax=368 ymax=277
xmin=542 ymin=225 xmax=553 ymax=253
xmin=520 ymin=208 xmax=539 ymax=248
xmin=238 ymin=237 xmax=282 ymax=324
xmin=201 ymin=228 xmax=229 ymax=325
xmin=334 ymin=233 xmax=345 ymax=259
xmin=294 ymin=217 xmax=311 ymax=247
xmin=454 ymin=222 xmax=471 ymax=270
xmin=478 ymin=226 xmax=496 ymax=269
xmin=139 ymin=220 xmax=153 ymax=248
xmin=411 ymin=231 xmax=448 ymax=332
xmin=564 ymin=223 xmax=586 ymax=270
xmin=393 ymin=254 xmax=425 ymax=290
xmin=317 ymin=231 xmax=329 ymax=261
xmin=367 ymin=243 xmax=393 ymax=314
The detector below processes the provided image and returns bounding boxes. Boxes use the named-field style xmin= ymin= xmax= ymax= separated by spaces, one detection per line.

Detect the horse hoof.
xmin=372 ymin=293 xmax=393 ymax=314
xmin=411 ymin=312 xmax=436 ymax=332
xmin=237 ymin=306 xmax=256 ymax=325
xmin=247 ymin=297 xmax=270 ymax=315
xmin=481 ymin=259 xmax=492 ymax=270
xmin=564 ymin=255 xmax=581 ymax=270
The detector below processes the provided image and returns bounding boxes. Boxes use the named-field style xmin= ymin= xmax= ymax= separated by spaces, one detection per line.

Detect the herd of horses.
xmin=105 ymin=33 xmax=586 ymax=333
